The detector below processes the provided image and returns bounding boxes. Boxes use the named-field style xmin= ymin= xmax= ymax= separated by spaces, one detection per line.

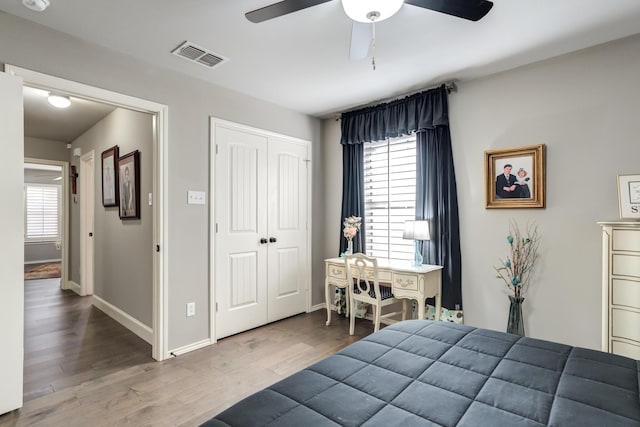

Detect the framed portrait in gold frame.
xmin=484 ymin=144 xmax=546 ymax=209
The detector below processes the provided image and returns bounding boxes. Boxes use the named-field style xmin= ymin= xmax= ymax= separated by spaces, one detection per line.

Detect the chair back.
xmin=345 ymin=253 xmax=382 ymax=303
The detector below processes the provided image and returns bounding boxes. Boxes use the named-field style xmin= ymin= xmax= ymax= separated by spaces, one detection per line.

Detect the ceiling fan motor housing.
xmin=341 ymin=0 xmax=404 ymax=23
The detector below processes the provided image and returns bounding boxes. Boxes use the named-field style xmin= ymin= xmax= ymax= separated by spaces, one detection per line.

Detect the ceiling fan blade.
xmin=245 ymin=0 xmax=333 ymax=23
xmin=404 ymin=0 xmax=493 ymax=22
xmin=349 ymin=21 xmax=372 ymax=61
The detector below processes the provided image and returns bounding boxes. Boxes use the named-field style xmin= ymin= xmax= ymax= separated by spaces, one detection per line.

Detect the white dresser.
xmin=599 ymin=221 xmax=640 ymax=359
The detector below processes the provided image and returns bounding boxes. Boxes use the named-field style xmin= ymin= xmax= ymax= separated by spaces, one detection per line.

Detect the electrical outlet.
xmin=186 ymin=302 xmax=195 ymax=317
xmin=187 ymin=190 xmax=206 ymax=205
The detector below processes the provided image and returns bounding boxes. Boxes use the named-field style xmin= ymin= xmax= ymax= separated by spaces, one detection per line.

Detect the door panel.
xmin=229 ymin=252 xmax=258 ymax=308
xmin=215 ymin=126 xmax=268 ymax=339
xmin=0 ymin=71 xmax=24 ymax=414
xmin=267 ymin=138 xmax=308 ymax=322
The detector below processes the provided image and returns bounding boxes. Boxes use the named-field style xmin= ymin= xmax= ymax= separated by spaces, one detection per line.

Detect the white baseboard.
xmin=67 ymin=280 xmax=81 ymax=295
xmin=169 ymin=339 xmax=212 ymax=357
xmin=310 ymin=303 xmax=326 ymax=312
xmin=93 ymin=295 xmax=153 ymax=344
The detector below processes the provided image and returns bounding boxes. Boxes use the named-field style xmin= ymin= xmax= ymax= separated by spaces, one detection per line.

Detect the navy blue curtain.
xmin=339 ymin=143 xmax=365 ymax=254
xmin=416 ymin=128 xmax=462 ymax=310
xmin=341 ymin=86 xmax=449 ymax=145
xmin=340 ymin=85 xmax=462 ymax=310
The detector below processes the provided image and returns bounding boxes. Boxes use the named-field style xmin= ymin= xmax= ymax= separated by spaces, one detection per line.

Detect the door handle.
xmin=269 ymin=237 xmax=277 ymax=243
xmin=260 ymin=238 xmax=268 ymax=244
xmin=89 ymin=232 xmax=93 ymax=237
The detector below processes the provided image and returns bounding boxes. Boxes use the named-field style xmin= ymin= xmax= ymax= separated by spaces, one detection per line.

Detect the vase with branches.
xmin=493 ymin=220 xmax=540 ymax=335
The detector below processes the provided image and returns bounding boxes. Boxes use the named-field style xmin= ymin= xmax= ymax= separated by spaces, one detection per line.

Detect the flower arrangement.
xmin=343 ymin=216 xmax=362 ymax=240
xmin=494 ymin=220 xmax=540 ymax=299
xmin=343 ymin=216 xmax=362 ymax=253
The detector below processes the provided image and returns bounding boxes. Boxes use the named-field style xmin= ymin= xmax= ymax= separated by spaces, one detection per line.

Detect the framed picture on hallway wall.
xmin=118 ymin=150 xmax=140 ymax=219
xmin=101 ymin=145 xmax=119 ymax=207
xmin=485 ymin=144 xmax=546 ymax=209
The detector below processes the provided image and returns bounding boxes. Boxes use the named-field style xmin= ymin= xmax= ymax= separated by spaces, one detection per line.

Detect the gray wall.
xmin=69 ymin=108 xmax=153 ymax=327
xmin=0 ymin=11 xmax=321 ymax=350
xmin=24 ymin=136 xmax=69 ymax=162
xmin=24 ymin=242 xmax=60 ymax=264
xmin=320 ymin=34 xmax=640 ymax=350
xmin=451 ymin=34 xmax=640 ymax=350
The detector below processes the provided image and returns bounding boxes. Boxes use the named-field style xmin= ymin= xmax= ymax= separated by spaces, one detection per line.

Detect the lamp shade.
xmin=341 ymin=0 xmax=404 ymax=23
xmin=403 ymin=220 xmax=430 ymax=241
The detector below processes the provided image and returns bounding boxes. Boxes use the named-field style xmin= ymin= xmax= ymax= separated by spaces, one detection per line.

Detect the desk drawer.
xmin=365 ymin=270 xmax=392 ymax=282
xmin=393 ymin=273 xmax=418 ymax=291
xmin=612 ymin=254 xmax=640 ymax=279
xmin=327 ymin=264 xmax=346 ymax=280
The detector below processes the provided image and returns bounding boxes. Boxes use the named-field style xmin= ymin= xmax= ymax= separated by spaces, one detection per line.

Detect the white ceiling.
xmin=23 ymin=86 xmax=115 ymax=142
xmin=4 ymin=0 xmax=640 ymax=119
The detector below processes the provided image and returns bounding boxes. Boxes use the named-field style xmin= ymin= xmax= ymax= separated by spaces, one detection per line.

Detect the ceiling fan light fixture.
xmin=341 ymin=0 xmax=403 ymax=23
xmin=48 ymin=94 xmax=71 ymax=109
xmin=22 ymin=0 xmax=50 ymax=12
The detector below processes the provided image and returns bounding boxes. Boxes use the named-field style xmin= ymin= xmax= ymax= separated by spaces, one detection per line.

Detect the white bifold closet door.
xmin=214 ymin=122 xmax=308 ymax=339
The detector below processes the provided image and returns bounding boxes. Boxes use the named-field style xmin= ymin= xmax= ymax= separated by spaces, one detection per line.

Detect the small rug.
xmin=24 ymin=263 xmax=61 ymax=280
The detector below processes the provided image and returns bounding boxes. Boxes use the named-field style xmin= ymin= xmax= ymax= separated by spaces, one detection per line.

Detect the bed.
xmin=203 ymin=320 xmax=640 ymax=426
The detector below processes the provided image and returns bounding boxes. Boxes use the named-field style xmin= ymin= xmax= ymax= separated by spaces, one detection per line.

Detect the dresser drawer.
xmin=611 ymin=340 xmax=640 ymax=360
xmin=611 ymin=308 xmax=640 ymax=343
xmin=393 ymin=273 xmax=418 ymax=291
xmin=612 ymin=229 xmax=640 ymax=252
xmin=327 ymin=264 xmax=346 ymax=280
xmin=612 ymin=279 xmax=640 ymax=309
xmin=612 ymin=254 xmax=640 ymax=278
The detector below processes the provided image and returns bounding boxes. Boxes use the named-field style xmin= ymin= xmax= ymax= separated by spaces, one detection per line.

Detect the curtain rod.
xmin=334 ymin=81 xmax=457 ymax=121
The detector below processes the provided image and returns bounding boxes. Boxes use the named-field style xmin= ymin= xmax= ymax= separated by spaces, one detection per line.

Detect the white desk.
xmin=324 ymin=257 xmax=443 ymax=326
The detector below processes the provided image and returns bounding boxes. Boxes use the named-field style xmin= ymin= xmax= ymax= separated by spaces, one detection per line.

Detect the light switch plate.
xmin=187 ymin=190 xmax=206 ymax=205
xmin=186 ymin=302 xmax=195 ymax=317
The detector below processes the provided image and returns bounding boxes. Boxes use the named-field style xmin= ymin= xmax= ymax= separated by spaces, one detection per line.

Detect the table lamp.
xmin=403 ymin=220 xmax=430 ymax=266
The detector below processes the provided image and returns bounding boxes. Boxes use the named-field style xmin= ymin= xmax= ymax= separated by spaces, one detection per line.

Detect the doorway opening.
xmin=23 ymin=161 xmax=67 ymax=286
xmin=8 ymin=64 xmax=169 ymax=366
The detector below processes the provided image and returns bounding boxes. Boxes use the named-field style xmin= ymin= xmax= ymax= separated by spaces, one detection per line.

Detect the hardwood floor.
xmin=21 ymin=279 xmax=153 ymax=403
xmin=1 ymin=280 xmax=371 ymax=426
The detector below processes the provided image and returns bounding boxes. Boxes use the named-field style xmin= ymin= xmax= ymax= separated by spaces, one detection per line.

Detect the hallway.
xmin=23 ymin=279 xmax=152 ymax=401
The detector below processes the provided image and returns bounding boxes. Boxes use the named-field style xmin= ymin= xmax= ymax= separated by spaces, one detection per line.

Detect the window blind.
xmin=25 ymin=185 xmax=60 ymax=240
xmin=363 ymin=136 xmax=416 ymax=262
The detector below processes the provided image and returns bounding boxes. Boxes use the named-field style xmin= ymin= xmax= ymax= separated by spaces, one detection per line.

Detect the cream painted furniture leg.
xmin=325 ymin=261 xmax=349 ymax=326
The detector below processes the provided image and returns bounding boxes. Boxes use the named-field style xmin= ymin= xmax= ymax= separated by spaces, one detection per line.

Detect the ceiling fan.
xmin=245 ymin=0 xmax=494 ymax=62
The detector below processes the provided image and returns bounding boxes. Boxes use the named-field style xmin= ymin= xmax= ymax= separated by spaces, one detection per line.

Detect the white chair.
xmin=345 ymin=253 xmax=406 ymax=335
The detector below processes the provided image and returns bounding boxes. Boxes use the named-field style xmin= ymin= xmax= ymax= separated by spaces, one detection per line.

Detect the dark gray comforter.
xmin=204 ymin=320 xmax=640 ymax=426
